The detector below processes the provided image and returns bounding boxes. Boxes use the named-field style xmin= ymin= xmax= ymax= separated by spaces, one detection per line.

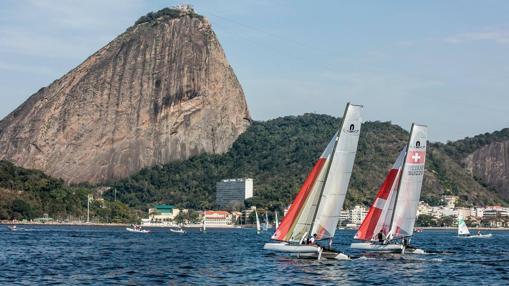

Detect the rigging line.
xmin=201 ymin=9 xmax=337 ymax=55
xmin=201 ymin=9 xmax=343 ymax=72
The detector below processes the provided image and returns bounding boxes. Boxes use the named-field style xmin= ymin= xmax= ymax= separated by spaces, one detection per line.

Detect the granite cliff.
xmin=0 ymin=7 xmax=251 ymax=183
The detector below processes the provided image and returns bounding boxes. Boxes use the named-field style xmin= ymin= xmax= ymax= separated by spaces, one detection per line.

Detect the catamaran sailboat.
xmin=351 ymin=123 xmax=427 ymax=253
xmin=458 ymin=217 xmax=492 ymax=238
xmin=264 ymin=103 xmax=363 ymax=260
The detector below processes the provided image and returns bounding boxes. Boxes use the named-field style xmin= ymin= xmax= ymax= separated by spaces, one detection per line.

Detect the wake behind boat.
xmin=351 ymin=123 xmax=428 ymax=254
xmin=264 ymin=103 xmax=363 ymax=260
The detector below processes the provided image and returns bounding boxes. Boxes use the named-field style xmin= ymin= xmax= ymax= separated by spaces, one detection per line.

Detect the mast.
xmin=387 ymin=124 xmax=413 ymax=240
xmin=308 ymin=103 xmax=350 ymax=239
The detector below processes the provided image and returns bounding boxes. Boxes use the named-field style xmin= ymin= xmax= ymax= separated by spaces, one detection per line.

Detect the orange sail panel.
xmin=354 ymin=148 xmax=406 ymax=241
xmin=271 ymin=131 xmax=338 ymax=242
xmin=271 ymin=157 xmax=327 ymax=241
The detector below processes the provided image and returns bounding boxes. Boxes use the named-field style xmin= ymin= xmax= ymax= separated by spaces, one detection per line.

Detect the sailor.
xmin=309 ymin=233 xmax=317 ymax=244
xmin=377 ymin=231 xmax=384 ymax=243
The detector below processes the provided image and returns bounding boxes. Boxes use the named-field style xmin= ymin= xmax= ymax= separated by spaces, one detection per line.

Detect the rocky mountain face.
xmin=464 ymin=141 xmax=509 ymax=200
xmin=0 ymin=7 xmax=251 ymax=183
xmin=435 ymin=128 xmax=509 ymax=203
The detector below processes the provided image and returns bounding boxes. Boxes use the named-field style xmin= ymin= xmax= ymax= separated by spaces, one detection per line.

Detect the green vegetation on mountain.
xmin=1 ymin=114 xmax=507 ymax=220
xmin=109 ymin=114 xmax=508 ymax=211
xmin=436 ymin=128 xmax=509 ymax=163
xmin=134 ymin=7 xmax=203 ymax=26
xmin=0 ymin=161 xmax=137 ymax=222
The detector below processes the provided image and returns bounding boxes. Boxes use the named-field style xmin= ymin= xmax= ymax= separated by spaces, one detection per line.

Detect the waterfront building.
xmin=215 ymin=178 xmax=253 ymax=209
xmin=456 ymin=207 xmax=472 ymax=218
xmin=339 ymin=210 xmax=350 ymax=226
xmin=149 ymin=204 xmax=180 ymax=223
xmin=350 ymin=205 xmax=368 ymax=225
xmin=204 ymin=210 xmax=233 ymax=227
xmin=483 ymin=206 xmax=509 ymax=219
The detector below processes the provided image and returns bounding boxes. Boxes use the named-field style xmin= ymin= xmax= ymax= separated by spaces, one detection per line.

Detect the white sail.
xmin=275 ymin=212 xmax=279 ymax=229
xmin=388 ymin=124 xmax=427 ymax=239
xmin=458 ymin=217 xmax=470 ymax=236
xmin=255 ymin=210 xmax=261 ymax=234
xmin=264 ymin=212 xmax=269 ymax=231
xmin=311 ymin=104 xmax=363 ymax=240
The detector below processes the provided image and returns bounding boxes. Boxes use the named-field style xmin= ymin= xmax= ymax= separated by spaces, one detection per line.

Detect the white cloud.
xmin=445 ymin=29 xmax=509 ymax=44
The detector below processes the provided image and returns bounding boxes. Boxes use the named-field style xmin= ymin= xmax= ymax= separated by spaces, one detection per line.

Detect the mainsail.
xmin=271 ymin=103 xmax=363 ymax=242
xmin=458 ymin=217 xmax=470 ymax=236
xmin=388 ymin=124 xmax=428 ymax=239
xmin=275 ymin=212 xmax=279 ymax=229
xmin=310 ymin=105 xmax=363 ymax=240
xmin=354 ymin=148 xmax=406 ymax=241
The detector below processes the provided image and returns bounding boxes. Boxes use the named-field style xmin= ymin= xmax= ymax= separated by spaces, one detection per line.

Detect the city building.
xmin=215 ymin=178 xmax=253 ymax=209
xmin=204 ymin=210 xmax=233 ymax=227
xmin=350 ymin=205 xmax=368 ymax=225
xmin=456 ymin=207 xmax=472 ymax=218
xmin=148 ymin=204 xmax=180 ymax=223
xmin=483 ymin=206 xmax=509 ymax=219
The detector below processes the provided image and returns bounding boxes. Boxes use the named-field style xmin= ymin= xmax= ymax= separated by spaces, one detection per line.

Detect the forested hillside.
xmin=108 ymin=114 xmax=508 ymax=211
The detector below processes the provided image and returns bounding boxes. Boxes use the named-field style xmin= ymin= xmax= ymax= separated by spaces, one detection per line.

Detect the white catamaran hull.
xmin=264 ymin=242 xmax=320 ymax=253
xmin=264 ymin=243 xmax=350 ymax=260
xmin=350 ymin=242 xmax=404 ymax=253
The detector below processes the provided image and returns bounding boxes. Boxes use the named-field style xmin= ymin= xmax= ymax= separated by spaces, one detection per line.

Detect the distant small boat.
xmin=7 ymin=225 xmax=17 ymax=231
xmin=457 ymin=217 xmax=492 ymax=238
xmin=255 ymin=210 xmax=261 ymax=234
xmin=126 ymin=226 xmax=150 ymax=233
xmin=414 ymin=228 xmax=423 ymax=233
xmin=170 ymin=228 xmax=186 ymax=234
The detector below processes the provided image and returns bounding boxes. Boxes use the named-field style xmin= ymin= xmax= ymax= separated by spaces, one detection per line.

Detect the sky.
xmin=0 ymin=0 xmax=508 ymax=142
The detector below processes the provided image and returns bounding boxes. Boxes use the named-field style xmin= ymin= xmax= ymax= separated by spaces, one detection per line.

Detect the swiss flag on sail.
xmin=406 ymin=150 xmax=425 ymax=164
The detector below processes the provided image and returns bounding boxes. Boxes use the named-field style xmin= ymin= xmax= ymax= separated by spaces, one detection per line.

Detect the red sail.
xmin=272 ymin=157 xmax=326 ymax=241
xmin=354 ymin=148 xmax=406 ymax=241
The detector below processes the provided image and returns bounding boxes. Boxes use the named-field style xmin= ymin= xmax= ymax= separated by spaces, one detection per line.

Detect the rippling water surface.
xmin=1 ymin=225 xmax=508 ymax=285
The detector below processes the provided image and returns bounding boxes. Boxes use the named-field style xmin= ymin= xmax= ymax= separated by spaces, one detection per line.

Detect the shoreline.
xmin=2 ymin=221 xmax=508 ymax=231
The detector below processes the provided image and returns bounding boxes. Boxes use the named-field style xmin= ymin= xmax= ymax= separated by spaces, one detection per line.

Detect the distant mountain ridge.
xmin=0 ymin=6 xmax=250 ymax=183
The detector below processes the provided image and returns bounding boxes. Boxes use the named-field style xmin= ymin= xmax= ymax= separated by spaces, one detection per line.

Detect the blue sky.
xmin=0 ymin=0 xmax=508 ymax=142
